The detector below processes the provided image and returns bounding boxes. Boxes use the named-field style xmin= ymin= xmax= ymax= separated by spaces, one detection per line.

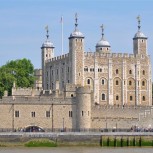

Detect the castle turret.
xmin=133 ymin=16 xmax=147 ymax=55
xmin=96 ymin=24 xmax=111 ymax=53
xmin=41 ymin=26 xmax=54 ymax=90
xmin=76 ymin=86 xmax=91 ymax=130
xmin=69 ymin=13 xmax=85 ymax=86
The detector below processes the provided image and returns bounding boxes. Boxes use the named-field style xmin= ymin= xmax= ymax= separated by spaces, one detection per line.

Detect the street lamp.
xmin=63 ymin=117 xmax=65 ymax=132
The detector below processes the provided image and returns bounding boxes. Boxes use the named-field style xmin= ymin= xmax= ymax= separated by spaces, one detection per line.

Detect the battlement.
xmin=84 ymin=52 xmax=138 ymax=59
xmin=46 ymin=53 xmax=69 ymax=63
xmin=12 ymin=87 xmax=43 ymax=96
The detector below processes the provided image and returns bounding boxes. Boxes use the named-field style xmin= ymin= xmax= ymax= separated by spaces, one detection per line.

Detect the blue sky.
xmin=0 ymin=0 xmax=153 ymax=70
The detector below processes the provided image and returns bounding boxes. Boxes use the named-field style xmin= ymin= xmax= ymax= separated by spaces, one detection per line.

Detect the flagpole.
xmin=61 ymin=16 xmax=63 ymax=55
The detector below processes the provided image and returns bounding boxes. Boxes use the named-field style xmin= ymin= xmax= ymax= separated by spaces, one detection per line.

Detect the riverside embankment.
xmin=0 ymin=132 xmax=153 ymax=147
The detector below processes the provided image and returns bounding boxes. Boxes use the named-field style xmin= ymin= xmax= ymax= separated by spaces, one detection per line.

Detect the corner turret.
xmin=69 ymin=13 xmax=85 ymax=86
xmin=133 ymin=16 xmax=147 ymax=55
xmin=96 ymin=24 xmax=111 ymax=53
xmin=41 ymin=26 xmax=55 ymax=90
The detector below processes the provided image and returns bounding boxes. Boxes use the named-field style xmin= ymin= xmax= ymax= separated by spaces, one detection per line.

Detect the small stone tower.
xmin=76 ymin=86 xmax=91 ymax=130
xmin=41 ymin=26 xmax=54 ymax=90
xmin=96 ymin=24 xmax=111 ymax=53
xmin=69 ymin=13 xmax=85 ymax=86
xmin=133 ymin=16 xmax=147 ymax=55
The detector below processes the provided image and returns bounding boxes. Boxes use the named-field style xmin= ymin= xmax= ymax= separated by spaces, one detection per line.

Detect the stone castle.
xmin=0 ymin=15 xmax=152 ymax=132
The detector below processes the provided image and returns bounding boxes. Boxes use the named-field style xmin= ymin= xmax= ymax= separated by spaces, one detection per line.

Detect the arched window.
xmin=87 ymin=79 xmax=90 ymax=84
xmin=129 ymin=70 xmax=132 ymax=74
xmin=116 ymin=69 xmax=119 ymax=74
xmin=102 ymin=94 xmax=106 ymax=100
xmin=143 ymin=70 xmax=145 ymax=75
xmin=116 ymin=95 xmax=119 ymax=100
xmin=116 ymin=80 xmax=119 ymax=85
xmin=142 ymin=81 xmax=145 ymax=86
xmin=142 ymin=96 xmax=145 ymax=101
xmin=102 ymin=79 xmax=105 ymax=85
xmin=129 ymin=80 xmax=132 ymax=85
xmin=130 ymin=96 xmax=133 ymax=101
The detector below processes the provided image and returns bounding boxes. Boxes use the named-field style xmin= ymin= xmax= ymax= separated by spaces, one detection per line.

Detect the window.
xmin=116 ymin=69 xmax=119 ymax=74
xmin=102 ymin=94 xmax=106 ymax=100
xmin=102 ymin=79 xmax=105 ymax=85
xmin=116 ymin=95 xmax=119 ymax=100
xmin=130 ymin=96 xmax=133 ymax=101
xmin=84 ymin=67 xmax=88 ymax=72
xmin=82 ymin=111 xmax=84 ymax=116
xmin=90 ymin=68 xmax=94 ymax=72
xmin=143 ymin=70 xmax=145 ymax=75
xmin=142 ymin=96 xmax=145 ymax=101
xmin=68 ymin=67 xmax=69 ymax=72
xmin=87 ymin=79 xmax=90 ymax=85
xmin=69 ymin=111 xmax=73 ymax=117
xmin=116 ymin=80 xmax=119 ymax=85
xmin=15 ymin=111 xmax=19 ymax=118
xmin=129 ymin=81 xmax=132 ymax=85
xmin=142 ymin=81 xmax=145 ymax=86
xmin=56 ymin=69 xmax=58 ymax=75
xmin=31 ymin=112 xmax=35 ymax=117
xmin=46 ymin=111 xmax=50 ymax=118
xmin=129 ymin=70 xmax=132 ymax=74
xmin=71 ymin=94 xmax=73 ymax=97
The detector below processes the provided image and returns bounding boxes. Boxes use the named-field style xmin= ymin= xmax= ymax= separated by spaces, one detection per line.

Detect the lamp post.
xmin=63 ymin=117 xmax=65 ymax=132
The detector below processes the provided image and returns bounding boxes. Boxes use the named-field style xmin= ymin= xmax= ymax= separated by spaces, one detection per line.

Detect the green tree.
xmin=0 ymin=58 xmax=35 ymax=98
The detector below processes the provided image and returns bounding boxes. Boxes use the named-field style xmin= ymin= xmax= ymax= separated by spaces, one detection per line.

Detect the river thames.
xmin=0 ymin=147 xmax=152 ymax=153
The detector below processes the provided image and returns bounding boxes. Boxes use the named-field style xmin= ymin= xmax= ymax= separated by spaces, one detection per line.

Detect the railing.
xmin=0 ymin=128 xmax=133 ymax=133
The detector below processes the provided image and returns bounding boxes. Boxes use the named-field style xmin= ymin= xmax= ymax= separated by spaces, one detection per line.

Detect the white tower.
xmin=41 ymin=26 xmax=54 ymax=90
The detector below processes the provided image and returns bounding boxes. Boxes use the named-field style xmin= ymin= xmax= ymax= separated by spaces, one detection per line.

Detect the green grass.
xmin=24 ymin=139 xmax=57 ymax=147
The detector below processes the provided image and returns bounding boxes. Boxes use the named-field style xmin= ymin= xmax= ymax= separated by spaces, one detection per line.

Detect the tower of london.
xmin=0 ymin=15 xmax=152 ymax=132
xmin=42 ymin=15 xmax=152 ymax=106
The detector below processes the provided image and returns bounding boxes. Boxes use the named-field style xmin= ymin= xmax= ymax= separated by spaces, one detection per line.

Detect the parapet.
xmin=84 ymin=51 xmax=137 ymax=59
xmin=12 ymin=87 xmax=42 ymax=96
xmin=46 ymin=53 xmax=69 ymax=63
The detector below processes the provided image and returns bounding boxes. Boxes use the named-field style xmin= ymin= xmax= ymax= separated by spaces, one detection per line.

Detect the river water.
xmin=0 ymin=147 xmax=152 ymax=153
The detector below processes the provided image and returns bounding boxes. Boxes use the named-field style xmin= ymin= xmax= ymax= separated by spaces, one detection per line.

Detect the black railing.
xmin=0 ymin=128 xmax=135 ymax=132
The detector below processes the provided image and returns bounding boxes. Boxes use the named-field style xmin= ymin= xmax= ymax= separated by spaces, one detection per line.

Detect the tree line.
xmin=0 ymin=58 xmax=35 ymax=98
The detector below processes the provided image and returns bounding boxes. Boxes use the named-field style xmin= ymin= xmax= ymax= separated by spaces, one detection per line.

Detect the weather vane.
xmin=45 ymin=25 xmax=49 ymax=39
xmin=100 ymin=24 xmax=104 ymax=38
xmin=75 ymin=13 xmax=78 ymax=30
xmin=137 ymin=15 xmax=141 ymax=31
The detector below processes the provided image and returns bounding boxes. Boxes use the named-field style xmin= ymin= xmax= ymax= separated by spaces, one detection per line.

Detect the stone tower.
xmin=76 ymin=86 xmax=91 ymax=130
xmin=41 ymin=26 xmax=54 ymax=90
xmin=96 ymin=24 xmax=111 ymax=53
xmin=69 ymin=13 xmax=85 ymax=86
xmin=133 ymin=16 xmax=147 ymax=55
